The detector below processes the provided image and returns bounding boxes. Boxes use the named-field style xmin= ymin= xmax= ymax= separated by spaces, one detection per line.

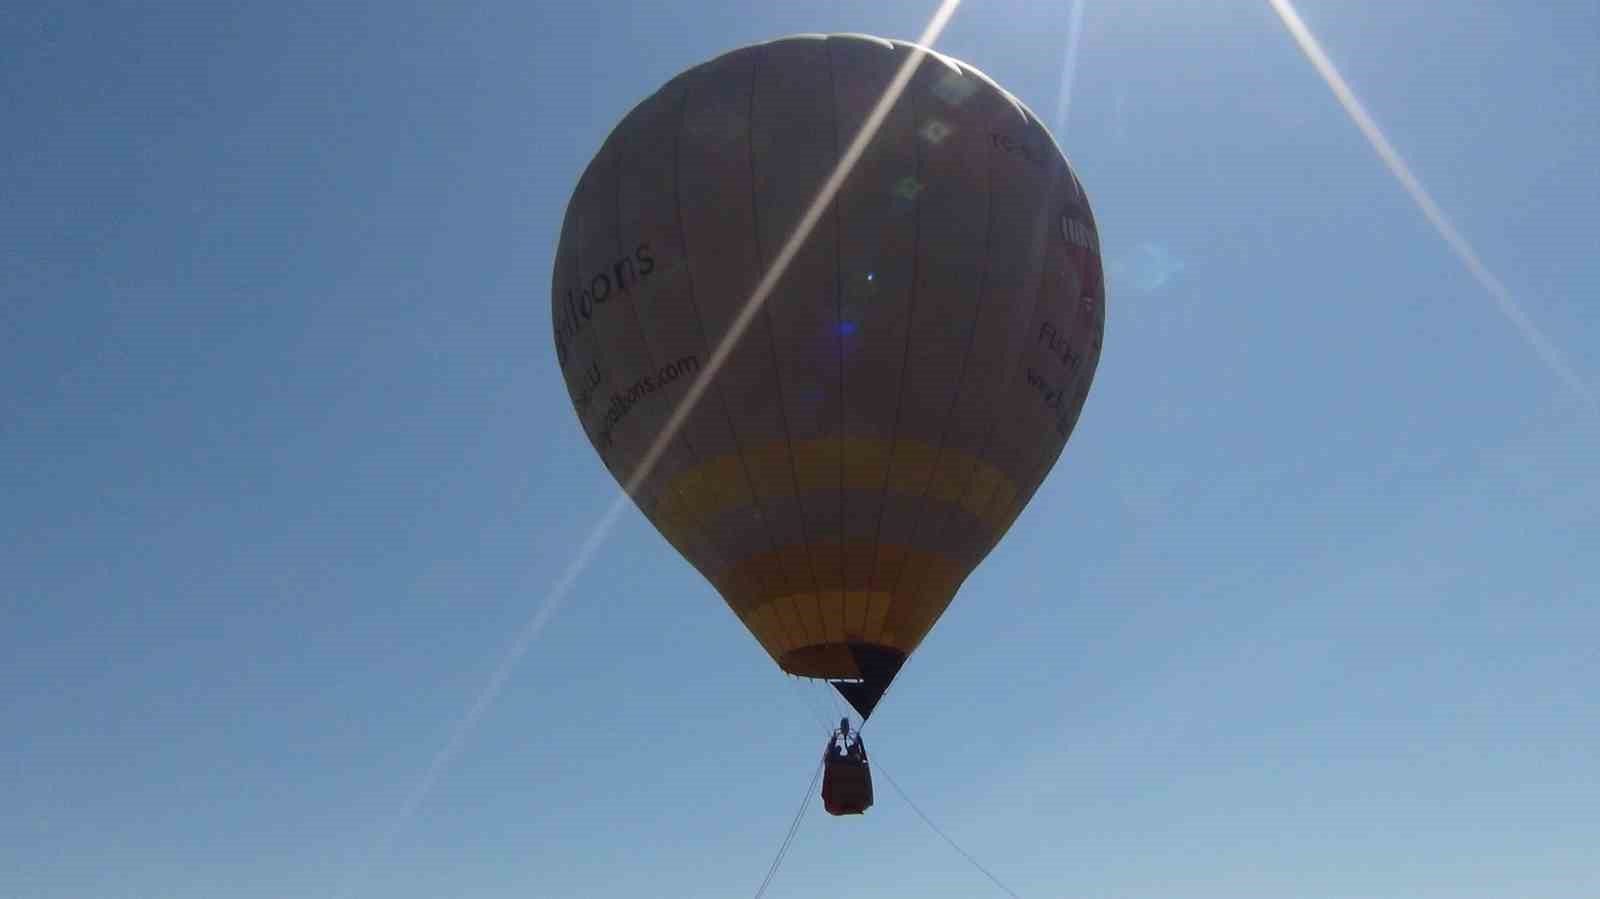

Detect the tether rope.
xmin=752 ymin=755 xmax=824 ymax=899
xmin=877 ymin=762 xmax=1023 ymax=898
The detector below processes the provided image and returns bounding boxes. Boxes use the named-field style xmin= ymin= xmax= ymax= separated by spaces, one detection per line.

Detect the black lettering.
xmin=1025 ymin=366 xmax=1075 ymax=433
xmin=1037 ymin=318 xmax=1086 ymax=373
xmin=991 ymin=131 xmax=1047 ymax=168
xmin=612 ymin=256 xmax=636 ymax=292
xmin=569 ymin=360 xmax=602 ymax=410
xmin=555 ymin=243 xmax=666 ymax=376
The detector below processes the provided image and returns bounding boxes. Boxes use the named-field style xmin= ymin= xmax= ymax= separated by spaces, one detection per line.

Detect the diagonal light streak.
xmin=338 ymin=4 xmax=965 ymax=896
xmin=1053 ymin=0 xmax=1087 ymax=136
xmin=333 ymin=509 xmax=626 ymax=899
xmin=1268 ymin=0 xmax=1596 ymax=414
xmin=624 ymin=0 xmax=965 ymax=501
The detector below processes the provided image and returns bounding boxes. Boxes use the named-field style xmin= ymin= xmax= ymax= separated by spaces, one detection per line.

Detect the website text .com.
xmin=593 ymin=355 xmax=701 ymax=449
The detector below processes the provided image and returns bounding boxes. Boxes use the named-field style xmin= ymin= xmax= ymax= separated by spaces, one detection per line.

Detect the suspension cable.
xmin=824 ymin=679 xmax=848 ymax=722
xmin=877 ymin=763 xmax=1024 ymax=899
xmin=792 ymin=678 xmax=837 ymax=735
xmin=752 ymin=755 xmax=824 ymax=899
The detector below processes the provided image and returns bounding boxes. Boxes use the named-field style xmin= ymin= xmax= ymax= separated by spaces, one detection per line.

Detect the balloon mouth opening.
xmin=779 ymin=643 xmax=908 ymax=720
xmin=778 ymin=642 xmax=896 ymax=679
xmin=780 ymin=643 xmax=851 ymax=678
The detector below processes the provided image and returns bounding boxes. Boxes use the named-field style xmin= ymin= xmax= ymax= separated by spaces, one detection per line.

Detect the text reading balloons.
xmin=553 ymin=34 xmax=1104 ymax=717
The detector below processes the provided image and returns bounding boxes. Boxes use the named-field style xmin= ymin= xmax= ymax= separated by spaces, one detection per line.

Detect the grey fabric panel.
xmin=557 ymin=135 xmax=722 ymax=596
xmin=566 ymin=129 xmax=732 ymax=592
xmin=959 ymin=172 xmax=1107 ymax=570
xmin=827 ymin=37 xmax=920 ymax=626
xmin=959 ymin=144 xmax=1086 ymax=590
xmin=566 ymin=143 xmax=651 ymax=475
xmin=972 ymin=205 xmax=1107 ymax=564
xmin=552 ymin=155 xmax=615 ymax=462
xmin=889 ymin=96 xmax=1058 ymax=602
xmin=557 ymin=142 xmax=668 ymax=487
xmin=750 ymin=37 xmax=842 ymax=630
xmin=870 ymin=55 xmax=1003 ymax=595
xmin=959 ymin=139 xmax=1082 ymax=547
xmin=938 ymin=111 xmax=1066 ymax=482
xmin=608 ymin=77 xmax=762 ymax=587
xmin=675 ymin=46 xmax=818 ymax=649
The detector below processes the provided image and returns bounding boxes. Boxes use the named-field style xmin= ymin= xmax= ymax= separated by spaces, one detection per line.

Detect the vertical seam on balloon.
xmin=998 ymin=191 xmax=1113 ymax=556
xmin=670 ymin=71 xmax=795 ymax=655
xmin=918 ymin=110 xmax=1068 ymax=614
xmin=884 ymin=71 xmax=999 ymax=620
xmin=748 ymin=43 xmax=827 ymax=653
xmin=610 ymin=120 xmax=686 ymax=506
xmin=610 ymin=88 xmax=727 ymax=618
xmin=556 ymin=161 xmax=630 ymax=485
xmin=827 ymin=37 xmax=848 ymax=646
xmin=985 ymin=256 xmax=1101 ymax=561
xmin=981 ymin=254 xmax=1100 ymax=561
xmin=959 ymin=128 xmax=1076 ymax=562
xmin=866 ymin=49 xmax=928 ymax=642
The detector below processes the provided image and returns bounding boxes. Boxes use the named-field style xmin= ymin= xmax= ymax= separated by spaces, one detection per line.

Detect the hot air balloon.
xmin=551 ymin=34 xmax=1103 ymax=806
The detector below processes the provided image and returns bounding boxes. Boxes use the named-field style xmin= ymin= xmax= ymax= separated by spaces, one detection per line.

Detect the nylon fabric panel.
xmin=970 ymin=190 xmax=1106 ymax=564
xmin=653 ymin=440 xmax=1018 ymax=549
xmin=826 ymin=37 xmax=920 ymax=640
xmin=554 ymin=137 xmax=725 ymax=599
xmin=750 ymin=38 xmax=843 ymax=646
xmin=623 ymin=81 xmax=772 ymax=590
xmin=675 ymin=47 xmax=817 ymax=653
xmin=607 ymin=79 xmax=761 ymax=615
xmin=934 ymin=132 xmax=1084 ymax=600
xmin=960 ymin=164 xmax=1106 ymax=571
xmin=867 ymin=56 xmax=1001 ymax=642
xmin=886 ymin=101 xmax=1061 ymax=647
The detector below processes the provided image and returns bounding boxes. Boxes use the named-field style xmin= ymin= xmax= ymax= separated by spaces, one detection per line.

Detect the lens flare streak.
xmin=1268 ymin=0 xmax=1596 ymax=415
xmin=338 ymin=2 xmax=967 ymax=895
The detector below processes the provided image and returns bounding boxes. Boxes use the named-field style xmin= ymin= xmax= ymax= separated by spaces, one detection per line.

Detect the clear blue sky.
xmin=4 ymin=2 xmax=1597 ymax=897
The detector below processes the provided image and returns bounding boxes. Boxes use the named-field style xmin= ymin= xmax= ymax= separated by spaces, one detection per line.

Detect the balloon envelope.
xmin=552 ymin=34 xmax=1104 ymax=717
